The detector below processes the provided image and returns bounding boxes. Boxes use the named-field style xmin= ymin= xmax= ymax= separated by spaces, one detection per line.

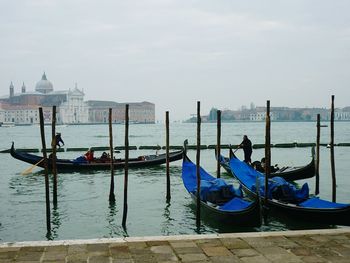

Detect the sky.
xmin=1 ymin=0 xmax=350 ymax=121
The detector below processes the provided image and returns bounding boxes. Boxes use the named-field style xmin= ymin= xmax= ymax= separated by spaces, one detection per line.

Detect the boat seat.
xmin=204 ymin=186 xmax=235 ymax=206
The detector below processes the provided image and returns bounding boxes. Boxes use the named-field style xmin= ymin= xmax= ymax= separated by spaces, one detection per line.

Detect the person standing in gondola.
xmin=239 ymin=135 xmax=252 ymax=164
xmin=55 ymin=132 xmax=64 ymax=148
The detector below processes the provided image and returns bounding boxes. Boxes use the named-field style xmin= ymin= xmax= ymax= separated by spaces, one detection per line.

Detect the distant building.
xmin=250 ymin=110 xmax=275 ymax=121
xmin=0 ymin=73 xmax=155 ymax=125
xmin=192 ymin=105 xmax=350 ymax=123
xmin=87 ymin=101 xmax=155 ymax=123
xmin=0 ymin=73 xmax=87 ymax=124
xmin=334 ymin=108 xmax=350 ymax=120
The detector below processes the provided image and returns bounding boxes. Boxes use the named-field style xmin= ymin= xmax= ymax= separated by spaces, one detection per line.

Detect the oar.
xmin=21 ymin=158 xmax=44 ymax=175
xmin=233 ymin=145 xmax=240 ymax=154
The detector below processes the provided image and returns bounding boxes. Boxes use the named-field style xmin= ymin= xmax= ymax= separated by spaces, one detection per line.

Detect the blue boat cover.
xmin=219 ymin=197 xmax=252 ymax=211
xmin=299 ymin=197 xmax=349 ymax=209
xmin=229 ymin=156 xmax=350 ymax=209
xmin=252 ymin=176 xmax=309 ymax=203
xmin=182 ymin=158 xmax=251 ymax=210
xmin=73 ymin=156 xmax=88 ymax=164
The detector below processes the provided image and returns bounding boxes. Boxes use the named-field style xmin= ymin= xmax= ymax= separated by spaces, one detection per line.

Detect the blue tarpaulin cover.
xmin=229 ymin=156 xmax=350 ymax=209
xmin=252 ymin=176 xmax=309 ymax=203
xmin=299 ymin=197 xmax=349 ymax=208
xmin=219 ymin=197 xmax=252 ymax=211
xmin=182 ymin=158 xmax=252 ymax=210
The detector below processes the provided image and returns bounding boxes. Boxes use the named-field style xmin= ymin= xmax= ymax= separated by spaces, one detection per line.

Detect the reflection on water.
xmin=105 ymin=202 xmax=124 ymax=238
xmin=47 ymin=205 xmax=61 ymax=240
xmin=161 ymin=203 xmax=174 ymax=236
xmin=186 ymin=202 xmax=258 ymax=234
xmin=267 ymin=208 xmax=336 ymax=231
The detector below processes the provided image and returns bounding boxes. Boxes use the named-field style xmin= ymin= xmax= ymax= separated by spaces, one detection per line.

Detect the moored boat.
xmin=10 ymin=142 xmax=183 ymax=172
xmin=227 ymin=153 xmax=350 ymax=226
xmin=182 ymin=152 xmax=261 ymax=227
xmin=216 ymin=147 xmax=315 ymax=181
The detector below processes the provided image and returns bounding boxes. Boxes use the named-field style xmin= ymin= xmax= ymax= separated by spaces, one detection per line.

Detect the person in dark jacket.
xmin=55 ymin=133 xmax=64 ymax=148
xmin=239 ymin=135 xmax=252 ymax=164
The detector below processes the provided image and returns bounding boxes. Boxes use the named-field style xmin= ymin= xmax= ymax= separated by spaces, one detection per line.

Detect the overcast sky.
xmin=1 ymin=0 xmax=349 ymax=121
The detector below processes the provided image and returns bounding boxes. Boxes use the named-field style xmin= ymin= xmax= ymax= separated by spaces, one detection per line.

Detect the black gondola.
xmin=10 ymin=142 xmax=183 ymax=172
xmin=216 ymin=147 xmax=315 ymax=181
xmin=226 ymin=153 xmax=350 ymax=226
xmin=181 ymin=153 xmax=261 ymax=227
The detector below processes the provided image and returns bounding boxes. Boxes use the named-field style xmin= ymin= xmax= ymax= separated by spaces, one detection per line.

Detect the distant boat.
xmin=0 ymin=122 xmax=15 ymax=127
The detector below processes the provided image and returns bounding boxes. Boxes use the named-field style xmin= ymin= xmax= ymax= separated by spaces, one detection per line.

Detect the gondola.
xmin=216 ymin=147 xmax=315 ymax=181
xmin=181 ymin=152 xmax=261 ymax=227
xmin=10 ymin=142 xmax=183 ymax=172
xmin=226 ymin=153 xmax=350 ymax=226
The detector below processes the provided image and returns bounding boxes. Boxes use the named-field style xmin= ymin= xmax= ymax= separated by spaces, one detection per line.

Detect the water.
xmin=1 ymin=122 xmax=350 ymax=242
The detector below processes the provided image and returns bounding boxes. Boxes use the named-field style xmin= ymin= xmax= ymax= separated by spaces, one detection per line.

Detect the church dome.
xmin=35 ymin=72 xmax=53 ymax=94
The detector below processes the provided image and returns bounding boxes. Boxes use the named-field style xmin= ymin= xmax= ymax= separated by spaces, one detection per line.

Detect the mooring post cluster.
xmin=34 ymin=94 xmax=340 ymax=234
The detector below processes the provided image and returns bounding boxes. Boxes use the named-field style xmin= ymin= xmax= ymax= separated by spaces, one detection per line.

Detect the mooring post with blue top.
xmin=196 ymin=101 xmax=201 ymax=229
xmin=216 ymin=110 xmax=221 ymax=178
xmin=330 ymin=95 xmax=336 ymax=202
xmin=264 ymin=100 xmax=271 ymax=224
xmin=109 ymin=108 xmax=116 ymax=203
xmin=122 ymin=104 xmax=129 ymax=228
xmin=166 ymin=111 xmax=171 ymax=202
xmin=39 ymin=107 xmax=51 ymax=233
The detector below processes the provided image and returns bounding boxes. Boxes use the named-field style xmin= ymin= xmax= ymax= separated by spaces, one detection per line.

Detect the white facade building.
xmin=0 ymin=74 xmax=88 ymax=125
xmin=250 ymin=111 xmax=275 ymax=121
xmin=0 ymin=107 xmax=5 ymax=123
xmin=58 ymin=85 xmax=88 ymax=124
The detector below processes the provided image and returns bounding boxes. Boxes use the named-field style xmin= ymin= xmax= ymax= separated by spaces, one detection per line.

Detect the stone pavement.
xmin=1 ymin=228 xmax=350 ymax=263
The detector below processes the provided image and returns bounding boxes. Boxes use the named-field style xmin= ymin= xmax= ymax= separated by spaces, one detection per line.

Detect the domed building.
xmin=0 ymin=72 xmax=155 ymax=125
xmin=0 ymin=73 xmax=89 ymax=124
xmin=35 ymin=72 xmax=53 ymax=94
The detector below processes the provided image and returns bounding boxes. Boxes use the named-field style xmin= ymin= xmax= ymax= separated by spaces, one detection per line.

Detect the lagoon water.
xmin=1 ymin=122 xmax=350 ymax=242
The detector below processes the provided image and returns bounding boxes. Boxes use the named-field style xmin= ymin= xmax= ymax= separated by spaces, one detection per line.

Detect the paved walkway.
xmin=1 ymin=228 xmax=350 ymax=262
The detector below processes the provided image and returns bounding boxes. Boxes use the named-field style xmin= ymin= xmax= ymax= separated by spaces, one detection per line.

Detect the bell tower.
xmin=21 ymin=82 xmax=26 ymax=93
xmin=9 ymin=82 xmax=14 ymax=98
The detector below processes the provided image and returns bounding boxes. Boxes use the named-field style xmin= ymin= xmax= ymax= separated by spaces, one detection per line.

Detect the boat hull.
xmin=228 ymin=156 xmax=350 ymax=226
xmin=182 ymin=153 xmax=262 ymax=227
xmin=10 ymin=143 xmax=183 ymax=172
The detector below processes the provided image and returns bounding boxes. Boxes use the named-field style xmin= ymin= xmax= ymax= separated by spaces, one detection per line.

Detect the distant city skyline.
xmin=1 ymin=1 xmax=350 ymax=121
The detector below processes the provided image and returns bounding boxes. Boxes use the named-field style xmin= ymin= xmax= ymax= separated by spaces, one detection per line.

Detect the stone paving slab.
xmin=0 ymin=228 xmax=349 ymax=263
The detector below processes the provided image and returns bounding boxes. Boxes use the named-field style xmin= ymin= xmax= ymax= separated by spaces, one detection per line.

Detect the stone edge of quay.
xmin=1 ymin=227 xmax=350 ymax=248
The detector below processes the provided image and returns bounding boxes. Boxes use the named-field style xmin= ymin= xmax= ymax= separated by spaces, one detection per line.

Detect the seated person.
xmin=84 ymin=148 xmax=95 ymax=162
xmin=100 ymin=151 xmax=110 ymax=162
xmin=260 ymin=158 xmax=279 ymax=173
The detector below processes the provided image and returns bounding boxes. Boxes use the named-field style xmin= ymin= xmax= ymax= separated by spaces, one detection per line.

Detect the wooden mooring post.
xmin=315 ymin=114 xmax=320 ymax=195
xmin=109 ymin=108 xmax=116 ymax=203
xmin=330 ymin=95 xmax=336 ymax=202
xmin=216 ymin=110 xmax=221 ymax=178
xmin=264 ymin=100 xmax=271 ymax=224
xmin=122 ymin=104 xmax=129 ymax=228
xmin=39 ymin=107 xmax=51 ymax=232
xmin=196 ymin=101 xmax=201 ymax=229
xmin=51 ymin=106 xmax=58 ymax=206
xmin=165 ymin=111 xmax=171 ymax=202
